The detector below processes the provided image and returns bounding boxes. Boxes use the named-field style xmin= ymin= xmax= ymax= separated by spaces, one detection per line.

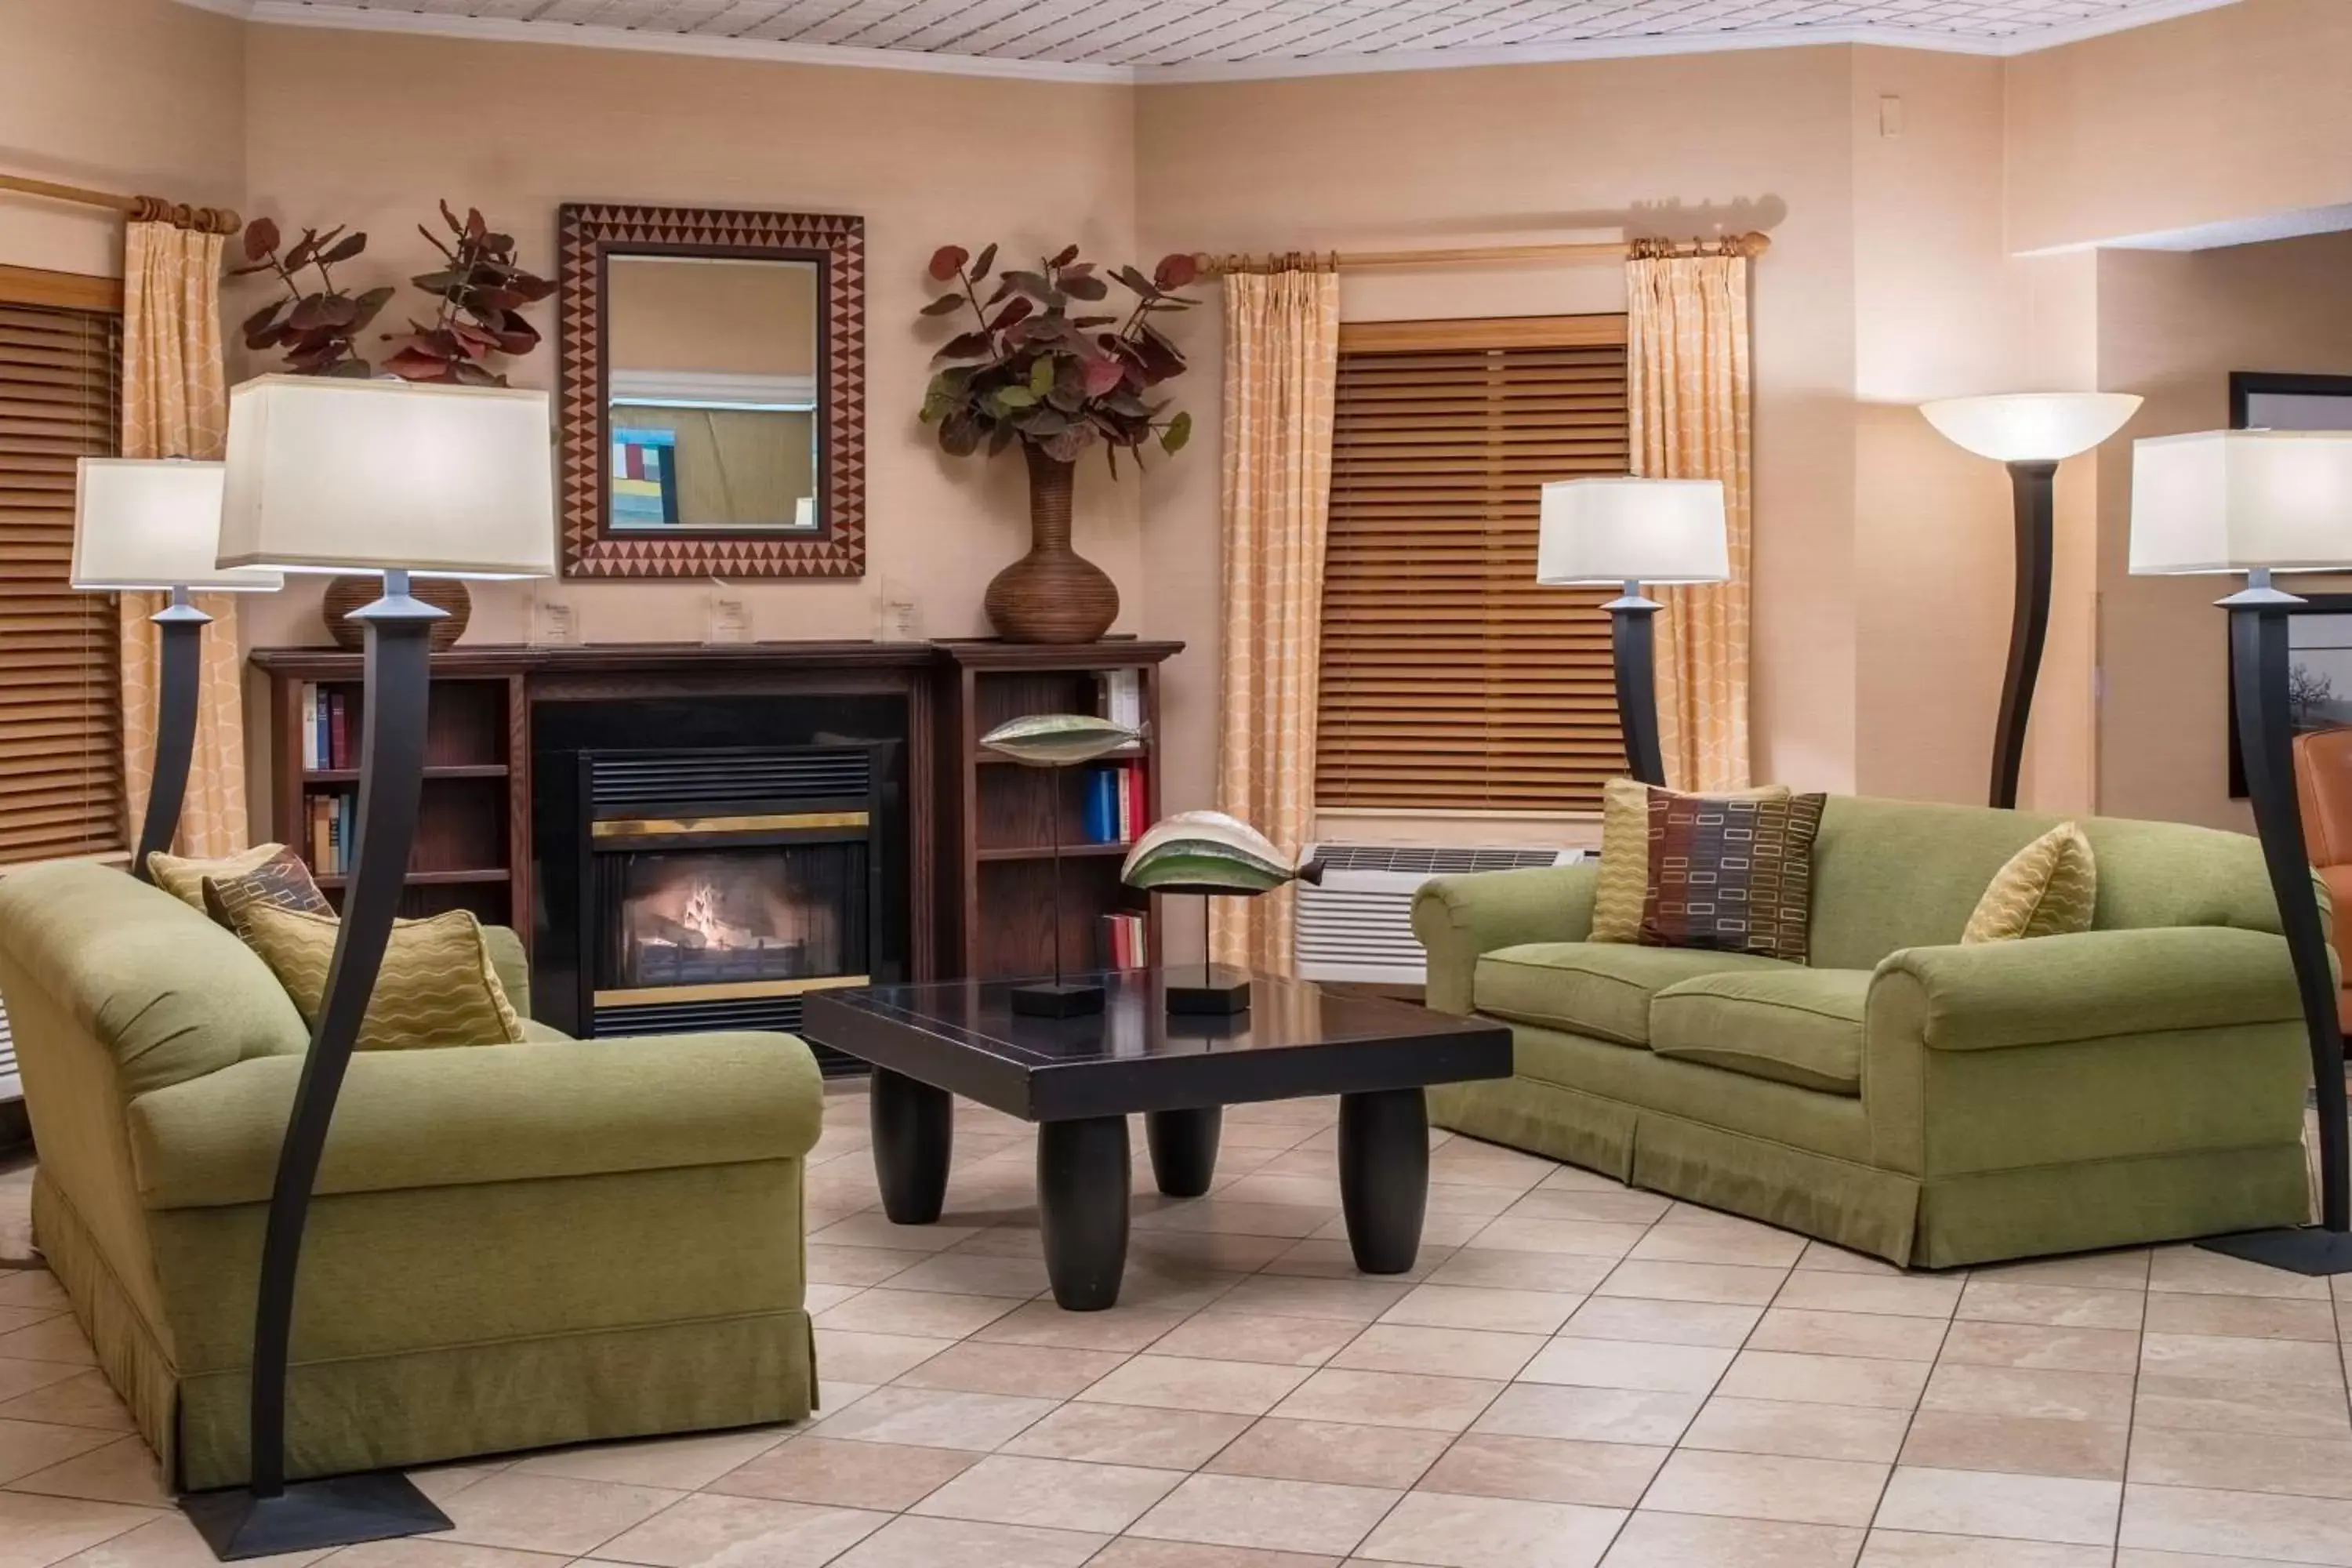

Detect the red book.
xmin=328 ymin=692 xmax=349 ymax=769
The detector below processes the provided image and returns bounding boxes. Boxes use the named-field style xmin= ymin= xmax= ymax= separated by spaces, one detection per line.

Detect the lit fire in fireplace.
xmin=621 ymin=852 xmax=846 ymax=986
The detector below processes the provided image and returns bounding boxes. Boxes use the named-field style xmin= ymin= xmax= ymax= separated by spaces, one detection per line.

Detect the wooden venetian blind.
xmin=1316 ymin=315 xmax=1630 ymax=814
xmin=0 ymin=299 xmax=124 ymax=864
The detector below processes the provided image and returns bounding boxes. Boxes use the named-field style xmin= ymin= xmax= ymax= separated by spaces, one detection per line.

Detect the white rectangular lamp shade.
xmin=219 ymin=375 xmax=557 ymax=579
xmin=72 ymin=459 xmax=282 ymax=593
xmin=1537 ymin=477 xmax=1730 ymax=586
xmin=2129 ymin=430 xmax=2352 ymax=575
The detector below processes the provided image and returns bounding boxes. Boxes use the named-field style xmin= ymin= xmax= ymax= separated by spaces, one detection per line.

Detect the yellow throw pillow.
xmin=236 ymin=903 xmax=525 ymax=1051
xmin=199 ymin=846 xmax=332 ymax=930
xmin=147 ymin=843 xmax=291 ymax=911
xmin=1592 ymin=779 xmax=1791 ymax=942
xmin=1962 ymin=822 xmax=2098 ymax=944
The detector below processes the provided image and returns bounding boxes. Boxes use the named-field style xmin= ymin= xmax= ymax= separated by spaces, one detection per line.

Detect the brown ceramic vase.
xmin=321 ymin=575 xmax=471 ymax=651
xmin=983 ymin=444 xmax=1119 ymax=644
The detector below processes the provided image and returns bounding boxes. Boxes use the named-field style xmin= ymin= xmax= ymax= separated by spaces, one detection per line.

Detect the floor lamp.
xmin=1536 ymin=477 xmax=1730 ymax=788
xmin=1919 ymin=394 xmax=2142 ymax=810
xmin=2131 ymin=427 xmax=2352 ymax=1276
xmin=184 ymin=376 xmax=557 ymax=1558
xmin=70 ymin=459 xmax=281 ymax=868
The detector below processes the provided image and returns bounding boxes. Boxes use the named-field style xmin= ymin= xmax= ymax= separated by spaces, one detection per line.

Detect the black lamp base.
xmin=2198 ymin=1226 xmax=2352 ymax=1278
xmin=1168 ymin=967 xmax=1251 ymax=1015
xmin=182 ymin=1472 xmax=451 ymax=1561
xmin=1011 ymin=980 xmax=1105 ymax=1018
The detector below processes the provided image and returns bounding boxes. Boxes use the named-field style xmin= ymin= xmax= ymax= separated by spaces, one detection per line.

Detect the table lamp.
xmin=1536 ymin=477 xmax=1730 ymax=787
xmin=2131 ymin=426 xmax=2352 ymax=1276
xmin=1920 ymin=392 xmax=2142 ymax=809
xmin=72 ymin=459 xmax=282 ymax=871
xmin=185 ymin=376 xmax=555 ymax=1559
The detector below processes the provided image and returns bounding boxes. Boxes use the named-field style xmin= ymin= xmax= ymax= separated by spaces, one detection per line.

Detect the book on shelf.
xmin=1096 ymin=668 xmax=1143 ymax=731
xmin=1100 ymin=910 xmax=1147 ymax=969
xmin=1080 ymin=760 xmax=1145 ymax=846
xmin=307 ymin=789 xmax=357 ymax=877
xmin=298 ymin=683 xmax=354 ymax=771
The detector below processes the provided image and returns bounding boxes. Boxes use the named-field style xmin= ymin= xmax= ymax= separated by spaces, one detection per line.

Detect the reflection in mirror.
xmin=605 ymin=255 xmax=821 ymax=534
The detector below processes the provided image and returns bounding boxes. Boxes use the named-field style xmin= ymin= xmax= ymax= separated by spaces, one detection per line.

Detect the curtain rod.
xmin=1197 ymin=231 xmax=1769 ymax=276
xmin=0 ymin=172 xmax=240 ymax=234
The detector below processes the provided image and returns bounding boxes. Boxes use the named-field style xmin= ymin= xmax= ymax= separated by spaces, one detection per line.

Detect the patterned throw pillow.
xmin=1639 ymin=789 xmax=1828 ymax=964
xmin=1962 ymin=822 xmax=2098 ymax=944
xmin=235 ymin=903 xmax=525 ymax=1051
xmin=199 ymin=846 xmax=332 ymax=931
xmin=1592 ymin=779 xmax=1791 ymax=942
xmin=147 ymin=843 xmax=291 ymax=911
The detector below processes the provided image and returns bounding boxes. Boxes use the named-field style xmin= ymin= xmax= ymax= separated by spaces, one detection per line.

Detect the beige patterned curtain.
xmin=119 ymin=220 xmax=249 ymax=858
xmin=1211 ymin=268 xmax=1341 ymax=972
xmin=1627 ymin=249 xmax=1755 ymax=792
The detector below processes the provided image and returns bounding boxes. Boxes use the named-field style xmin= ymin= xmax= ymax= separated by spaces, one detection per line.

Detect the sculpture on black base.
xmin=1121 ymin=809 xmax=1325 ymax=1014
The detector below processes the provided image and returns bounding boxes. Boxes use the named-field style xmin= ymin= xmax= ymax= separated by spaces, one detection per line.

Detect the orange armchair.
xmin=2292 ymin=728 xmax=2352 ymax=1030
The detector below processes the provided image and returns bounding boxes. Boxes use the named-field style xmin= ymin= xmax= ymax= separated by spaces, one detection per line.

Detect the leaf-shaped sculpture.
xmin=1120 ymin=809 xmax=1320 ymax=895
xmin=978 ymin=712 xmax=1140 ymax=768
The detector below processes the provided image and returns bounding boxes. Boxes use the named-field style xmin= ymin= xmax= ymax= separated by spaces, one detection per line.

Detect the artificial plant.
xmin=379 ymin=201 xmax=556 ymax=386
xmin=235 ymin=219 xmax=391 ymax=378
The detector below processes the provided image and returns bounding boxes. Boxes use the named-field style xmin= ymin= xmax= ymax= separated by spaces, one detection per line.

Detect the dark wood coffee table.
xmin=801 ymin=969 xmax=1513 ymax=1310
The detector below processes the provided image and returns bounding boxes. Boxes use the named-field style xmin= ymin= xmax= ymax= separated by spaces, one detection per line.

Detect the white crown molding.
xmin=198 ymin=0 xmax=2246 ymax=85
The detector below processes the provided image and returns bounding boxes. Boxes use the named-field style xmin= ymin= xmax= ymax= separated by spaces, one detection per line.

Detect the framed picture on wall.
xmin=2225 ymin=372 xmax=2352 ymax=797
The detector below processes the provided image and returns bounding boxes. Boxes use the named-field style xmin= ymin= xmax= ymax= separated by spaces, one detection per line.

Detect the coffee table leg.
xmin=1145 ymin=1107 xmax=1221 ymax=1198
xmin=869 ymin=1067 xmax=952 ymax=1225
xmin=1038 ymin=1116 xmax=1130 ymax=1310
xmin=1339 ymin=1086 xmax=1428 ymax=1275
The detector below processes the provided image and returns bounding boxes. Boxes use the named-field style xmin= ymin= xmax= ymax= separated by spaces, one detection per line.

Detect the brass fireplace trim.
xmin=593 ymin=973 xmax=873 ymax=1008
xmin=591 ymin=810 xmax=870 ymax=840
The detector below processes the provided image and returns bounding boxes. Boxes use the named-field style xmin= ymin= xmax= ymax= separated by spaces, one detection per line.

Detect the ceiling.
xmin=198 ymin=0 xmax=2242 ymax=80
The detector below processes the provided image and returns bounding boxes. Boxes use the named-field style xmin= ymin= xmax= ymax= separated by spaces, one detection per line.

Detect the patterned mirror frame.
xmin=557 ymin=204 xmax=866 ymax=579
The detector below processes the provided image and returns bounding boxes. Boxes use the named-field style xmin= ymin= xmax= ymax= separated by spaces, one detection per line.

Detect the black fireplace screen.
xmin=601 ymin=843 xmax=869 ymax=992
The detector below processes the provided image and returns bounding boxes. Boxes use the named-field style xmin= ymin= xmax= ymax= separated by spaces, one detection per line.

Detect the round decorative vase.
xmin=983 ymin=445 xmax=1119 ymax=644
xmin=321 ymin=575 xmax=471 ymax=652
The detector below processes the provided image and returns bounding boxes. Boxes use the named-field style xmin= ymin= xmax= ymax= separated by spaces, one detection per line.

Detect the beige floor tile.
xmin=1206 ymin=1417 xmax=1449 ymax=1489
xmin=803 ymin=1283 xmax=862 ymax=1314
xmin=909 ymin=1452 xmax=1181 ymax=1532
xmin=48 ymin=1511 xmax=333 ymax=1566
xmin=2139 ymin=1330 xmax=2346 ymax=1385
xmin=814 ymin=1288 xmax=1020 ymax=1338
xmin=1601 ymin=1511 xmax=1864 ymax=1567
xmin=2116 ymin=1552 xmax=2313 ymax=1568
xmin=1218 ymin=1174 xmax=1347 ymax=1210
xmin=280 ymin=1544 xmax=557 ymax=1568
xmin=1919 ymin=1363 xmax=2134 ymax=1425
xmin=1502 ymin=1190 xmax=1674 ymax=1226
xmin=1679 ymin=1398 xmax=1911 ymax=1464
xmin=1136 ymin=1200 xmax=1336 ymax=1240
xmin=0 ymin=1275 xmax=68 ymax=1312
xmin=1934 ymin=1321 xmax=2140 ymax=1374
xmin=1356 ymin=1490 xmax=1625 ymax=1568
xmin=2142 ymin=1291 xmax=2338 ymax=1341
xmin=1898 ymin=1411 xmax=2128 ymax=1481
xmin=1383 ymin=1284 xmax=1583 ymax=1336
xmin=5 ymin=1436 xmax=169 ymax=1507
xmin=2120 ymin=1482 xmax=2352 ymax=1565
xmin=1745 ymin=1310 xmax=1946 ymax=1363
xmin=1215 ymin=1276 xmax=1414 ymax=1323
xmin=1794 ymin=1242 xmax=1906 ymax=1277
xmin=0 ymin=1490 xmax=154 ymax=1568
xmin=1271 ymin=1367 xmax=1503 ymax=1432
xmin=1428 ymin=1144 xmax=1560 ymax=1190
xmin=1530 ymin=1163 xmax=1632 ymax=1195
xmin=827 ymin=1512 xmax=1105 ymax=1568
xmin=1131 ymin=1473 xmax=1401 ymax=1556
xmin=808 ymin=1215 xmax=979 ymax=1254
xmin=2128 ymin=1425 xmax=2352 ymax=1500
xmin=1472 ymin=1385 xmax=1704 ymax=1447
xmin=1276 ymin=1234 xmax=1468 ymax=1277
xmin=1641 ymin=1448 xmax=1888 ymax=1527
xmin=0 ymin=1421 xmax=120 ymax=1487
xmin=1716 ymin=1351 xmax=1930 ymax=1411
xmin=507 ymin=1429 xmax=786 ymax=1490
xmin=1001 ymin=1402 xmax=1250 ymax=1469
xmin=1131 ymin=1232 xmax=1301 ymax=1275
xmin=0 ymin=1308 xmax=58 ymax=1338
xmin=591 ymin=1494 xmax=887 ymax=1566
xmin=2147 ymin=1246 xmax=2330 ymax=1300
xmin=0 ymin=1320 xmax=94 ymax=1368
xmin=1595 ymin=1262 xmax=1788 ymax=1307
xmin=1334 ymin=1324 xmax=1547 ymax=1381
xmin=1418 ymin=1432 xmax=1667 ymax=1508
xmin=811 ymin=1330 xmax=957 ymax=1384
xmin=808 ymin=1386 xmax=1057 ymax=1451
xmin=1874 ymin=1467 xmax=2120 ymax=1547
xmin=1857 ymin=1530 xmax=2110 ymax=1566
xmin=1519 ymin=1338 xmax=1735 ymax=1396
xmin=973 ymin=1300 xmax=1193 ymax=1352
xmin=803 ymin=1246 xmax=926 ymax=1289
xmin=876 ymin=1250 xmax=1051 ymax=1298
xmin=1954 ymin=1282 xmax=2143 ymax=1332
xmin=2134 ymin=1372 xmax=2352 ymax=1438
xmin=1079 ymin=1355 xmax=1316 ymax=1417
xmin=0 ymin=1359 xmax=82 ymax=1406
xmin=891 ymin=1339 xmax=1127 ymax=1398
xmin=1426 ymin=1251 xmax=1616 ymax=1295
xmin=703 ymin=1436 xmax=978 ymax=1510
xmin=432 ymin=1472 xmax=686 ymax=1557
xmin=1772 ymin=1274 xmax=1962 ymax=1321
xmin=1628 ymin=1224 xmax=1807 ymax=1270
xmin=1558 ymin=1298 xmax=1760 ymax=1349
xmin=1148 ymin=1312 xmax=1363 ymax=1367
xmin=1085 ymin=1541 xmax=1340 ymax=1568
xmin=1469 ymin=1218 xmax=1650 ymax=1260
xmin=1970 ymin=1250 xmax=2150 ymax=1291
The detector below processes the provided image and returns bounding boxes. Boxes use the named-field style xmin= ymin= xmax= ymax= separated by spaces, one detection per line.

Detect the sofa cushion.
xmin=1592 ymin=779 xmax=1791 ymax=943
xmin=1475 ymin=942 xmax=1793 ymax=1047
xmin=1641 ymin=789 xmax=1828 ymax=964
xmin=238 ymin=904 xmax=526 ymax=1051
xmin=1650 ymin=968 xmax=1871 ymax=1095
xmin=1962 ymin=822 xmax=2097 ymax=944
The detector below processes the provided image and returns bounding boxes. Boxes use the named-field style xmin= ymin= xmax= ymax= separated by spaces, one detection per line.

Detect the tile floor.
xmin=2 ymin=1090 xmax=2350 ymax=1566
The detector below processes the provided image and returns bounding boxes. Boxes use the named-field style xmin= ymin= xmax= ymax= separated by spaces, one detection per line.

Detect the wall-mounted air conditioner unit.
xmin=1294 ymin=843 xmax=1584 ymax=986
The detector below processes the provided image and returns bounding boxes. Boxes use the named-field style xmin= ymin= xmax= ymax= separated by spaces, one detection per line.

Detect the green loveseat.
xmin=1412 ymin=795 xmax=2314 ymax=1269
xmin=0 ymin=862 xmax=825 ymax=1491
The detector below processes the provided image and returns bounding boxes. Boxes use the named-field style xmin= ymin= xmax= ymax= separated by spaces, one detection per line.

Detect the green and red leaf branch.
xmin=918 ymin=242 xmax=1196 ymax=474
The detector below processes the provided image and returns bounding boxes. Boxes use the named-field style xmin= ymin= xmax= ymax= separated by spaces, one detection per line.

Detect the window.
xmin=1316 ymin=314 xmax=1631 ymax=815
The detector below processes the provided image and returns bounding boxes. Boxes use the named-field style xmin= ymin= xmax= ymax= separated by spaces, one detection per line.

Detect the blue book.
xmin=1081 ymin=767 xmax=1115 ymax=844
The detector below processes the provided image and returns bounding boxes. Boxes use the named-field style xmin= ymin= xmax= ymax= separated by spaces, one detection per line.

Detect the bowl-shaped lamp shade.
xmin=1919 ymin=392 xmax=2143 ymax=463
xmin=218 ymin=376 xmax=556 ymax=579
xmin=72 ymin=459 xmax=283 ymax=593
xmin=2129 ymin=430 xmax=2352 ymax=575
xmin=1536 ymin=477 xmax=1730 ymax=586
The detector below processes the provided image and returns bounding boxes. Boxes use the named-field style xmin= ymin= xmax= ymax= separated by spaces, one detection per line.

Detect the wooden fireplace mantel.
xmin=247 ymin=638 xmax=1185 ymax=681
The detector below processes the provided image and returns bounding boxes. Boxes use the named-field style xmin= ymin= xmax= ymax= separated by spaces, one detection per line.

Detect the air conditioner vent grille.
xmin=1312 ymin=844 xmax=1566 ymax=876
xmin=1295 ymin=840 xmax=1581 ymax=985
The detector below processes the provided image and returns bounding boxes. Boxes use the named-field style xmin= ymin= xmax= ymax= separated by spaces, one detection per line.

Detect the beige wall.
xmin=608 ymin=256 xmax=818 ymax=377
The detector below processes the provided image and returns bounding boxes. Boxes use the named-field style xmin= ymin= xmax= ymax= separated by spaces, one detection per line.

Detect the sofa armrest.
xmin=482 ymin=925 xmax=531 ymax=1019
xmin=1870 ymin=926 xmax=2303 ymax=1054
xmin=1412 ymin=864 xmax=1597 ymax=1014
xmin=126 ymin=1032 xmax=825 ymax=1210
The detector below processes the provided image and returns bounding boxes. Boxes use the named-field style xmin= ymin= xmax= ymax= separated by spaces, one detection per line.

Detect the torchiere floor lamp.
xmin=183 ymin=376 xmax=556 ymax=1558
xmin=2131 ymin=426 xmax=2352 ymax=1276
xmin=71 ymin=458 xmax=281 ymax=868
xmin=1919 ymin=393 xmax=2142 ymax=810
xmin=1536 ymin=477 xmax=1730 ymax=788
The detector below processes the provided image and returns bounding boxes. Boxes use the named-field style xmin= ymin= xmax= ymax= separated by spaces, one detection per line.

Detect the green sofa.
xmin=0 ymin=862 xmax=825 ymax=1490
xmin=1412 ymin=795 xmax=2315 ymax=1269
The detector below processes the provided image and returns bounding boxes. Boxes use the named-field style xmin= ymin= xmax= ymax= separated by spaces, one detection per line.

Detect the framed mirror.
xmin=557 ymin=205 xmax=865 ymax=579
